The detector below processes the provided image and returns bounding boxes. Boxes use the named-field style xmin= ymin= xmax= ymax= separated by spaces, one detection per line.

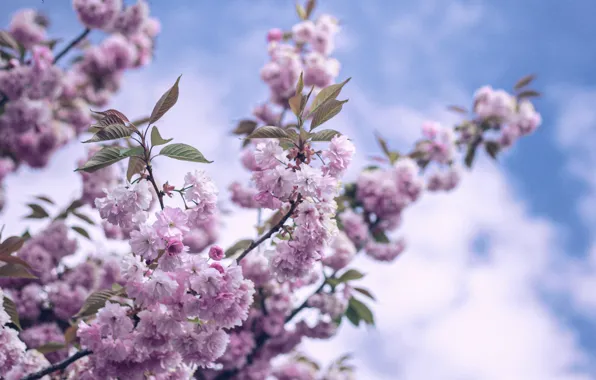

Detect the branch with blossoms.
xmin=0 ymin=0 xmax=161 ymax=212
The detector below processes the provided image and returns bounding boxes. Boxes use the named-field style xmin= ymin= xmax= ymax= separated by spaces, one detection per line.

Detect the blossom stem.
xmin=20 ymin=349 xmax=92 ymax=380
xmin=236 ymin=196 xmax=301 ymax=263
xmin=53 ymin=28 xmax=91 ymax=64
xmin=146 ymin=164 xmax=165 ymax=210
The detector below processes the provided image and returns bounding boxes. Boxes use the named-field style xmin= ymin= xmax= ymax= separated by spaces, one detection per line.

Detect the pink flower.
xmin=209 ymin=245 xmax=225 ymax=261
xmin=267 ymin=28 xmax=284 ymax=42
xmin=154 ymin=207 xmax=190 ymax=239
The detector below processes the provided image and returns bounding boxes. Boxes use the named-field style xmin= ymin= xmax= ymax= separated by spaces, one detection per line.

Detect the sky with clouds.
xmin=1 ymin=0 xmax=596 ymax=379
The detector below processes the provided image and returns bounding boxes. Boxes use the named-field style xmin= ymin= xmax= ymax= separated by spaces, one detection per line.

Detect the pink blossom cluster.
xmin=257 ymin=14 xmax=341 ymax=120
xmin=246 ymin=135 xmax=355 ymax=281
xmin=472 ymin=86 xmax=542 ymax=148
xmin=0 ymin=293 xmax=51 ymax=380
xmin=0 ymin=1 xmax=160 ymax=210
xmin=73 ymin=170 xmax=255 ymax=377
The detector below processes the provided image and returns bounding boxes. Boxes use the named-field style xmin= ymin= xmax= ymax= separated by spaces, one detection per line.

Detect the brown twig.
xmin=53 ymin=28 xmax=91 ymax=64
xmin=20 ymin=349 xmax=92 ymax=380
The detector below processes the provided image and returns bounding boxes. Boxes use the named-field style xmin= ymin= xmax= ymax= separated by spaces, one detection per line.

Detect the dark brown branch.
xmin=53 ymin=28 xmax=91 ymax=64
xmin=145 ymin=164 xmax=165 ymax=210
xmin=284 ymin=278 xmax=327 ymax=323
xmin=21 ymin=349 xmax=92 ymax=380
xmin=236 ymin=196 xmax=301 ymax=263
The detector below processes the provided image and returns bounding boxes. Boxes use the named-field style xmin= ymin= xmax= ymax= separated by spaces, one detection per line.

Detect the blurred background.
xmin=1 ymin=0 xmax=596 ymax=378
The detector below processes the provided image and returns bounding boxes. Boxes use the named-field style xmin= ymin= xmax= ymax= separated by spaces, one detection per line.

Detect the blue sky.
xmin=2 ymin=0 xmax=596 ymax=379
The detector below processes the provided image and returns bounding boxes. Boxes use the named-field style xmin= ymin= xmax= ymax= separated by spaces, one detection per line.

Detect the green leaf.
xmin=91 ymin=109 xmax=130 ymax=123
xmin=119 ymin=146 xmax=144 ymax=158
xmin=289 ymin=93 xmax=306 ymax=117
xmin=447 ymin=105 xmax=468 ymax=114
xmin=75 ymin=146 xmax=126 ymax=173
xmin=375 ymin=132 xmax=391 ymax=159
xmin=71 ymin=226 xmax=90 ymax=240
xmin=514 ymin=74 xmax=536 ymax=90
xmin=309 ymin=129 xmax=341 ymax=142
xmin=484 ymin=141 xmax=500 ymax=160
xmin=345 ymin=304 xmax=361 ymax=326
xmin=310 ymin=99 xmax=348 ymax=130
xmin=353 ymin=287 xmax=376 ymax=301
xmin=464 ymin=143 xmax=477 ymax=168
xmin=305 ymin=0 xmax=316 ymax=18
xmin=149 ymin=75 xmax=181 ymax=125
xmin=232 ymin=120 xmax=258 ymax=135
xmin=129 ymin=116 xmax=151 ymax=127
xmin=35 ymin=342 xmax=66 ymax=354
xmin=296 ymin=71 xmax=304 ymax=96
xmin=126 ymin=156 xmax=145 ymax=182
xmin=160 ymin=143 xmax=212 ymax=163
xmin=296 ymin=3 xmax=307 ymax=19
xmin=0 ymin=263 xmax=37 ymax=279
xmin=246 ymin=126 xmax=290 ymax=139
xmin=309 ymin=78 xmax=351 ymax=115
xmin=24 ymin=203 xmax=49 ymax=219
xmin=150 ymin=126 xmax=173 ymax=146
xmin=517 ymin=89 xmax=541 ymax=99
xmin=3 ymin=296 xmax=21 ymax=330
xmin=349 ymin=297 xmax=375 ymax=326
xmin=111 ymin=283 xmax=123 ymax=292
xmin=74 ymin=289 xmax=119 ymax=319
xmin=372 ymin=230 xmax=389 ymax=243
xmin=83 ymin=123 xmax=132 ymax=143
xmin=72 ymin=211 xmax=95 ymax=225
xmin=0 ymin=30 xmax=19 ymax=51
xmin=34 ymin=195 xmax=55 ymax=205
xmin=225 ymin=239 xmax=253 ymax=258
xmin=64 ymin=325 xmax=78 ymax=345
xmin=338 ymin=269 xmax=365 ymax=283
xmin=0 ymin=236 xmax=25 ymax=256
xmin=0 ymin=255 xmax=33 ymax=270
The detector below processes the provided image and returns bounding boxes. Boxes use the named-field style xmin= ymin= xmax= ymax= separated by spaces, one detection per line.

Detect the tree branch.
xmin=145 ymin=164 xmax=165 ymax=210
xmin=53 ymin=28 xmax=91 ymax=64
xmin=21 ymin=349 xmax=92 ymax=380
xmin=236 ymin=196 xmax=301 ymax=263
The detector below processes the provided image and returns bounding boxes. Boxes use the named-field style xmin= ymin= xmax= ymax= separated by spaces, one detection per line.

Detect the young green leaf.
xmin=349 ymin=297 xmax=375 ymax=326
xmin=305 ymin=0 xmax=316 ymax=18
xmin=337 ymin=269 xmax=365 ymax=283
xmin=24 ymin=203 xmax=49 ymax=219
xmin=119 ymin=146 xmax=144 ymax=158
xmin=0 ymin=30 xmax=20 ymax=51
xmin=375 ymin=132 xmax=392 ymax=159
xmin=464 ymin=143 xmax=478 ymax=168
xmin=149 ymin=75 xmax=181 ymax=125
xmin=345 ymin=304 xmax=361 ymax=326
xmin=0 ymin=263 xmax=37 ymax=279
xmin=225 ymin=239 xmax=253 ymax=258
xmin=484 ymin=140 xmax=500 ymax=160
xmin=296 ymin=3 xmax=307 ymax=19
xmin=296 ymin=72 xmax=304 ymax=96
xmin=126 ymin=156 xmax=145 ymax=182
xmin=447 ymin=105 xmax=468 ymax=114
xmin=514 ymin=74 xmax=536 ymax=90
xmin=310 ymin=99 xmax=347 ymax=130
xmin=74 ymin=289 xmax=120 ymax=319
xmin=309 ymin=129 xmax=341 ymax=142
xmin=0 ymin=236 xmax=25 ymax=256
xmin=160 ymin=143 xmax=212 ymax=163
xmin=151 ymin=126 xmax=173 ymax=146
xmin=3 ymin=296 xmax=21 ymax=330
xmin=71 ymin=226 xmax=90 ymax=240
xmin=75 ymin=146 xmax=127 ymax=173
xmin=35 ymin=342 xmax=67 ymax=354
xmin=246 ymin=126 xmax=290 ymax=139
xmin=517 ymin=89 xmax=541 ymax=99
xmin=353 ymin=287 xmax=376 ymax=301
xmin=309 ymin=77 xmax=351 ymax=115
xmin=72 ymin=211 xmax=95 ymax=225
xmin=34 ymin=195 xmax=55 ymax=205
xmin=83 ymin=123 xmax=132 ymax=143
xmin=289 ymin=93 xmax=306 ymax=117
xmin=232 ymin=120 xmax=258 ymax=135
xmin=64 ymin=325 xmax=78 ymax=345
